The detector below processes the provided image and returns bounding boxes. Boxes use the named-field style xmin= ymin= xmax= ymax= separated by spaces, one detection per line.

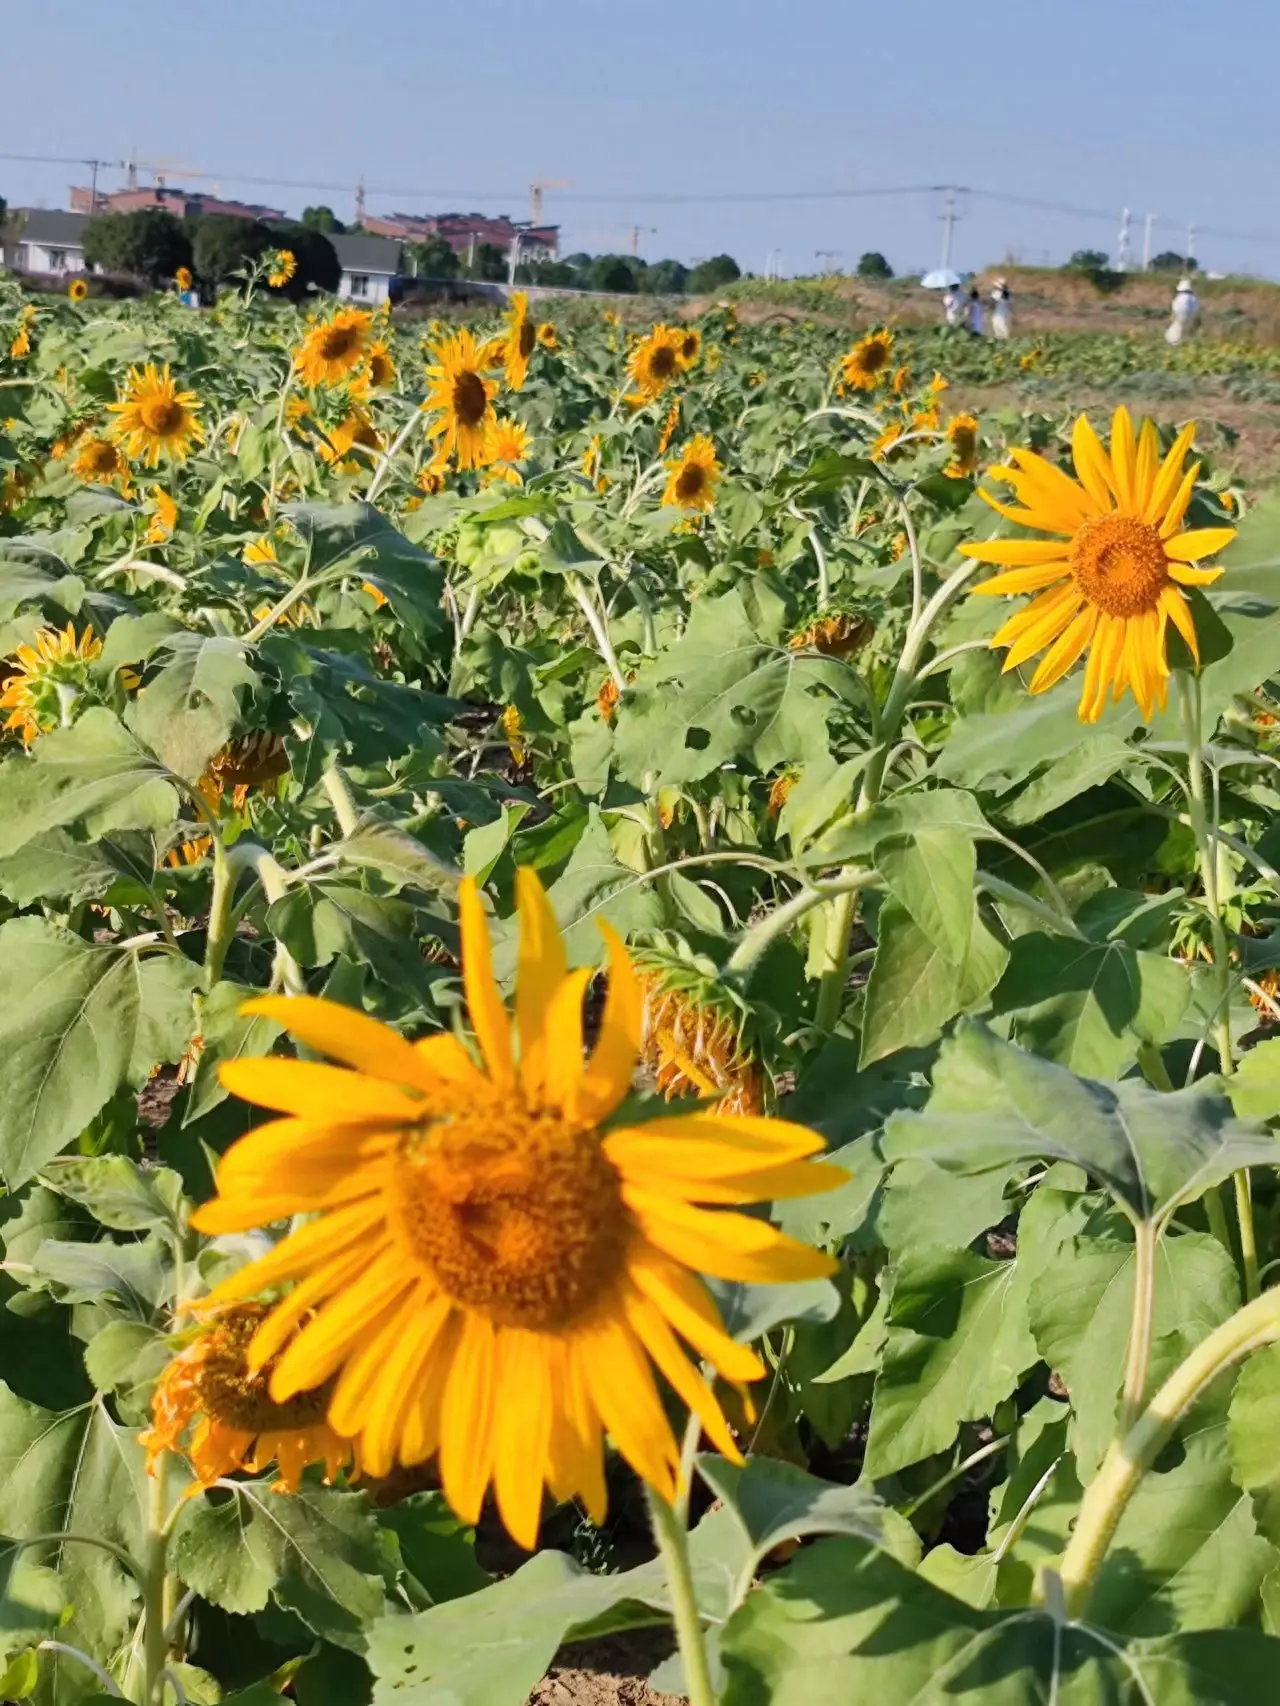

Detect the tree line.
xmin=75 ymin=208 xmax=340 ymax=296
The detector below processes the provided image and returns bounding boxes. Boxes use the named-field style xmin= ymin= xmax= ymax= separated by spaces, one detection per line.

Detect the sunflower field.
xmin=6 ymin=256 xmax=1280 ymax=1706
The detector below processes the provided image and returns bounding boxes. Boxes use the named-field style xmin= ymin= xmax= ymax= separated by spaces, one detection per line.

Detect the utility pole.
xmin=1142 ymin=211 xmax=1156 ymax=271
xmin=629 ymin=224 xmax=657 ymax=257
xmin=1187 ymin=221 xmax=1197 ymax=267
xmin=940 ymin=188 xmax=959 ymax=270
xmin=355 ymin=175 xmax=366 ymax=228
xmin=507 ymin=231 xmax=522 ymax=286
xmin=1117 ymin=207 xmax=1131 ymax=272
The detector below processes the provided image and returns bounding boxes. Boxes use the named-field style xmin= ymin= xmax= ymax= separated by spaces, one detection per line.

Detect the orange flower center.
xmin=452 ymin=370 xmax=489 ymax=429
xmin=181 ymin=1308 xmax=330 ymax=1432
xmin=859 ymin=341 xmax=889 ymax=373
xmin=139 ymin=397 xmax=186 ymax=437
xmin=1070 ymin=514 xmax=1169 ymax=617
xmin=648 ymin=345 xmax=677 ymax=382
xmin=518 ymin=320 xmax=536 ymax=359
xmin=388 ymin=1109 xmax=627 ymax=1329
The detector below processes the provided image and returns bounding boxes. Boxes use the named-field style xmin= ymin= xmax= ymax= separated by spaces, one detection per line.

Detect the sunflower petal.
xmin=439 ymin=1313 xmax=497 ymax=1523
xmin=1168 ymin=562 xmax=1224 ymax=587
xmin=970 ymin=562 xmax=1071 ymax=598
xmin=240 ymin=996 xmax=446 ymax=1093
xmin=1109 ymin=407 xmax=1137 ymax=509
xmin=626 ymin=1246 xmax=765 ymax=1381
xmin=1134 ymin=418 xmax=1160 ymax=512
xmin=623 ymin=1184 xmax=838 ymax=1283
xmin=459 ymin=878 xmax=515 ymax=1092
xmin=1145 ymin=423 xmax=1198 ymax=524
xmin=1158 ymin=461 xmax=1202 ymax=538
xmin=622 ymin=1287 xmax=744 ymax=1462
xmin=576 ymin=1313 xmax=679 ymax=1502
xmin=514 ymin=868 xmax=567 ymax=1102
xmin=218 ymin=1058 xmax=423 ymax=1124
xmin=1028 ymin=606 xmax=1097 ymax=695
xmin=492 ymin=1331 xmax=553 ymax=1550
xmin=1163 ymin=527 xmax=1238 ymax=563
xmin=959 ymin=538 xmax=1075 ymax=567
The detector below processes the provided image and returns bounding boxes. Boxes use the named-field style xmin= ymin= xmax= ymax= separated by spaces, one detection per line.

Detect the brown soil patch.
xmin=529 ymin=1632 xmax=684 ymax=1706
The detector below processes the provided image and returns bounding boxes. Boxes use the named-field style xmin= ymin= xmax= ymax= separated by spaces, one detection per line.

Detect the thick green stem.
xmin=647 ymin=1488 xmax=717 ymax=1706
xmin=1177 ymin=673 xmax=1256 ymax=1297
xmin=322 ymin=764 xmax=362 ymax=839
xmin=203 ymin=840 xmax=235 ymax=988
xmin=1055 ymin=1284 xmax=1280 ymax=1617
xmin=1118 ymin=1219 xmax=1157 ymax=1433
xmin=139 ymin=1452 xmax=171 ymax=1705
xmin=813 ymin=887 xmax=857 ymax=1033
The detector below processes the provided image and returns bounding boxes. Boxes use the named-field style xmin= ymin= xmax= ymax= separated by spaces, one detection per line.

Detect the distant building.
xmin=364 ymin=211 xmax=559 ymax=263
xmin=1 ymin=210 xmax=90 ymax=277
xmin=69 ymin=185 xmax=286 ymax=222
xmin=331 ymin=232 xmax=402 ymax=305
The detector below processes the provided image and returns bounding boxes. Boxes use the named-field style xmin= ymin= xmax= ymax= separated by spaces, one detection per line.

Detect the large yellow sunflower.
xmin=840 ymin=329 xmax=894 ymax=392
xmin=628 ymin=325 xmax=684 ymax=402
xmin=191 ymin=870 xmax=841 ymax=1547
xmin=108 ymin=363 xmax=204 ymax=467
xmin=503 ymin=292 xmax=538 ymax=391
xmin=662 ymin=434 xmax=722 ymax=514
xmin=962 ymin=409 xmax=1238 ymax=722
xmin=0 ymin=624 xmax=102 ymax=745
xmin=142 ymin=1303 xmax=354 ymax=1492
xmin=296 ymin=308 xmax=373 ymax=388
xmin=424 ymin=328 xmax=499 ymax=471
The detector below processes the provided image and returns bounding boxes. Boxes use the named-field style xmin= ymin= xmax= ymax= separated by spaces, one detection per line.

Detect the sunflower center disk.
xmin=1070 ymin=514 xmax=1169 ymax=618
xmin=319 ymin=328 xmax=360 ymax=362
xmin=650 ymin=348 xmax=676 ymax=381
xmin=197 ymin=1314 xmax=330 ymax=1432
xmin=139 ymin=398 xmax=185 ymax=436
xmin=389 ymin=1110 xmax=628 ymax=1330
xmin=452 ymin=371 xmax=489 ymax=428
xmin=676 ymin=466 xmax=706 ymax=502
xmin=519 ymin=322 xmax=537 ymax=359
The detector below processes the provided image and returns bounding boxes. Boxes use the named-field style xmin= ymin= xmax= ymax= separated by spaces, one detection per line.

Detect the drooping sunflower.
xmin=423 ymin=328 xmax=499 ymax=471
xmin=537 ymin=322 xmax=558 ymax=352
xmin=870 ymin=422 xmax=904 ymax=463
xmin=296 ymin=307 xmax=373 ymax=388
xmin=145 ymin=487 xmax=178 ymax=544
xmin=175 ymin=266 xmax=193 ymax=293
xmin=945 ymin=412 xmax=981 ymax=478
xmin=840 ymin=329 xmax=893 ymax=392
xmin=662 ymin=434 xmax=721 ymax=514
xmin=891 ymin=364 xmax=910 ymax=396
xmin=108 ymin=363 xmax=204 ymax=467
xmin=636 ymin=956 xmax=762 ymax=1117
xmin=191 ymin=870 xmax=842 ymax=1546
xmin=788 ymin=612 xmax=875 ymax=659
xmin=365 ymin=341 xmax=396 ymax=389
xmin=317 ymin=408 xmax=380 ymax=468
xmin=0 ymin=623 xmax=102 ymax=745
xmin=8 ymin=305 xmax=35 ymax=360
xmin=141 ymin=1302 xmax=354 ymax=1493
xmin=68 ymin=277 xmax=89 ymax=303
xmin=71 ymin=433 xmax=129 ymax=486
xmin=676 ymin=327 xmax=702 ymax=370
xmin=268 ymin=249 xmax=298 ymax=290
xmin=962 ymin=409 xmax=1238 ymax=722
xmin=628 ymin=325 xmax=684 ymax=402
xmin=657 ymin=398 xmax=681 ymax=455
xmin=502 ymin=292 xmax=538 ymax=391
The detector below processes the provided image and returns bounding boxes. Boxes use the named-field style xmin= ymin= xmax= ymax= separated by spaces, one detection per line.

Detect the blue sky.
xmin=3 ymin=0 xmax=1275 ymax=277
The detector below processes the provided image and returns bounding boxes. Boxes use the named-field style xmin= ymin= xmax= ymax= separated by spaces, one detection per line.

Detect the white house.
xmin=331 ymin=232 xmax=401 ymax=305
xmin=2 ymin=210 xmax=90 ymax=277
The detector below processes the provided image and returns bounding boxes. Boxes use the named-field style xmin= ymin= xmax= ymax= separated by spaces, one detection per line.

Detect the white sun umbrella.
xmin=920 ymin=268 xmax=963 ymax=289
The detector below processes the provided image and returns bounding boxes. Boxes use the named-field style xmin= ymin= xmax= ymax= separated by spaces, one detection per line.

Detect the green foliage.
xmin=82 ymin=210 xmax=192 ymax=284
xmin=190 ymin=215 xmax=272 ymax=285
xmin=407 ymin=235 xmax=459 ymax=279
xmin=856 ymin=251 xmax=893 ymax=279
xmin=688 ymin=253 xmax=742 ymax=291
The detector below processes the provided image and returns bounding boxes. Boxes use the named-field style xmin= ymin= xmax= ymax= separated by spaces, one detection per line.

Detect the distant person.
xmin=991 ymin=277 xmax=1013 ymax=340
xmin=943 ymin=283 xmax=964 ymax=327
xmin=1165 ymin=277 xmax=1199 ymax=346
xmin=966 ymin=287 xmax=985 ymax=336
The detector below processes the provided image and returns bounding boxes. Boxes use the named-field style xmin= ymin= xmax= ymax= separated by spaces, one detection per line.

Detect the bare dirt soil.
xmin=528 ymin=1632 xmax=684 ymax=1706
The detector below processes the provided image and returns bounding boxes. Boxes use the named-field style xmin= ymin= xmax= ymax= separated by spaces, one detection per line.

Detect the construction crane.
xmin=630 ymin=224 xmax=657 ymax=257
xmin=529 ymin=178 xmax=570 ymax=224
xmin=123 ymin=152 xmax=212 ymax=190
xmin=814 ymin=249 xmax=843 ymax=273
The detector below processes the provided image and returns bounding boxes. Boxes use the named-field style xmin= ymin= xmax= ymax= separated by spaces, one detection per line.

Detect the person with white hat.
xmin=991 ymin=277 xmax=1013 ymax=340
xmin=1166 ymin=276 xmax=1199 ymax=346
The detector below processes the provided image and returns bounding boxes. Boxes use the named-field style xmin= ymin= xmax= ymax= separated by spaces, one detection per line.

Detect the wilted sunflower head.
xmin=945 ymin=412 xmax=981 ymax=477
xmin=296 ymin=307 xmax=373 ymax=387
xmin=71 ymin=433 xmax=128 ymax=486
xmin=0 ymin=623 xmax=103 ymax=746
xmin=141 ymin=1302 xmax=354 ymax=1492
xmin=840 ymin=329 xmax=894 ymax=392
xmin=788 ymin=610 xmax=875 ymax=659
xmin=107 ymin=363 xmax=204 ymax=467
xmin=662 ymin=434 xmax=721 ymax=514
xmin=634 ymin=944 xmax=763 ymax=1116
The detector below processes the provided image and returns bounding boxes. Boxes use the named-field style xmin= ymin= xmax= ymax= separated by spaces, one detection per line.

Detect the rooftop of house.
xmin=330 ymin=232 xmax=403 ymax=275
xmin=9 ymin=209 xmax=90 ymax=247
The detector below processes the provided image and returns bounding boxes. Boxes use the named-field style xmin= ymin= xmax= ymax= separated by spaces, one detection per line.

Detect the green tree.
xmin=1150 ymin=250 xmax=1196 ymax=273
xmin=82 ymin=210 xmax=192 ymax=285
xmin=687 ymin=253 xmax=741 ymax=293
xmin=408 ymin=235 xmax=460 ymax=279
xmin=590 ymin=254 xmax=639 ymax=293
xmin=644 ymin=258 xmax=690 ymax=294
xmin=301 ymin=205 xmax=345 ymax=235
xmin=462 ymin=241 xmax=507 ymax=282
xmin=190 ymin=215 xmax=272 ymax=286
xmin=856 ymin=251 xmax=893 ymax=280
xmin=1067 ymin=248 xmax=1109 ymax=270
xmin=0 ymin=196 xmax=7 ymax=232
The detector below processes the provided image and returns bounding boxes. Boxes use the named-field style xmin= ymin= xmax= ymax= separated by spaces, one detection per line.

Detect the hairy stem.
xmin=647 ymin=1489 xmax=717 ymax=1706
